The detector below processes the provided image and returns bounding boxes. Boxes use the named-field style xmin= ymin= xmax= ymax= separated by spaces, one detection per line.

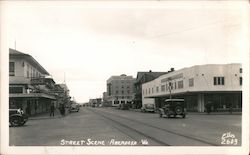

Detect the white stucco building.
xmin=142 ymin=64 xmax=242 ymax=112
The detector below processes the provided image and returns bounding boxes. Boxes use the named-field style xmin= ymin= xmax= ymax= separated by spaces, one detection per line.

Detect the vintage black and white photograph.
xmin=0 ymin=0 xmax=249 ymax=155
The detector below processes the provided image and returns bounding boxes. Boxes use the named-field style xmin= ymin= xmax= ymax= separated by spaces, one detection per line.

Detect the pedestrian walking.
xmin=205 ymin=103 xmax=211 ymax=114
xmin=50 ymin=103 xmax=55 ymax=117
xmin=59 ymin=104 xmax=65 ymax=116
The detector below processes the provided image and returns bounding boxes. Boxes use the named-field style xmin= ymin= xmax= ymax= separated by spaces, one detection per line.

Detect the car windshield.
xmin=165 ymin=101 xmax=184 ymax=105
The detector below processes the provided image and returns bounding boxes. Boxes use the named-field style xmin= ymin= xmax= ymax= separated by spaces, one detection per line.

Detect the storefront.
xmin=9 ymin=93 xmax=56 ymax=116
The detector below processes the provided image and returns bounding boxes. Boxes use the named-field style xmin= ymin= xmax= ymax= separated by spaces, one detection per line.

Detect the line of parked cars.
xmin=141 ymin=99 xmax=187 ymax=119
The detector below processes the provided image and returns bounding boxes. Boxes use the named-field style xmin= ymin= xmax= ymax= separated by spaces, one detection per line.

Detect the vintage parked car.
xmin=69 ymin=103 xmax=80 ymax=112
xmin=159 ymin=99 xmax=186 ymax=118
xmin=118 ymin=101 xmax=130 ymax=110
xmin=9 ymin=109 xmax=28 ymax=127
xmin=141 ymin=104 xmax=156 ymax=113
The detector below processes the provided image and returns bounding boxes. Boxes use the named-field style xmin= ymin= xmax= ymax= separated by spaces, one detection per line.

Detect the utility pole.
xmin=167 ymin=77 xmax=172 ymax=100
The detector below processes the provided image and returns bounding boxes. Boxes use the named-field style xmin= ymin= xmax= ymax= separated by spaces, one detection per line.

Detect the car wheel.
xmin=10 ymin=116 xmax=22 ymax=127
xmin=165 ymin=110 xmax=170 ymax=118
xmin=159 ymin=113 xmax=162 ymax=118
xmin=175 ymin=106 xmax=183 ymax=115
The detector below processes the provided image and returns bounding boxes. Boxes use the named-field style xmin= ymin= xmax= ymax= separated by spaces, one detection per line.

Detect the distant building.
xmin=102 ymin=92 xmax=110 ymax=107
xmin=9 ymin=48 xmax=56 ymax=115
xmin=89 ymin=98 xmax=102 ymax=107
xmin=142 ymin=64 xmax=242 ymax=112
xmin=134 ymin=70 xmax=168 ymax=109
xmin=54 ymin=84 xmax=71 ymax=108
xmin=106 ymin=74 xmax=135 ymax=107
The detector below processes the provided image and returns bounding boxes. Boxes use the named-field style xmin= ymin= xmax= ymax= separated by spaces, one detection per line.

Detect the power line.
xmin=144 ymin=18 xmax=241 ymax=40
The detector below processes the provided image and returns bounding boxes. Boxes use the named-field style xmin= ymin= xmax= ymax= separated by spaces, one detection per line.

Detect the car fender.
xmin=10 ymin=114 xmax=23 ymax=118
xmin=159 ymin=108 xmax=165 ymax=114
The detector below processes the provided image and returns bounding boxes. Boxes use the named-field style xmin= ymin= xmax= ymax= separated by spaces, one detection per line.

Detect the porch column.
xmin=197 ymin=93 xmax=205 ymax=112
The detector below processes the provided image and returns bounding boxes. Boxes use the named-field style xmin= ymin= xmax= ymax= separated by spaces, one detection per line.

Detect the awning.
xmin=9 ymin=93 xmax=56 ymax=100
xmin=144 ymin=90 xmax=242 ymax=98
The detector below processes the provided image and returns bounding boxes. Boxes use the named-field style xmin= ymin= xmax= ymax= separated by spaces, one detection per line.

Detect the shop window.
xmin=189 ymin=78 xmax=194 ymax=87
xmin=9 ymin=62 xmax=15 ymax=76
xmin=214 ymin=77 xmax=225 ymax=85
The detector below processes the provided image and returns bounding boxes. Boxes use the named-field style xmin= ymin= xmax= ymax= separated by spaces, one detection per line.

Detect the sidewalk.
xmin=128 ymin=108 xmax=242 ymax=115
xmin=29 ymin=108 xmax=69 ymax=120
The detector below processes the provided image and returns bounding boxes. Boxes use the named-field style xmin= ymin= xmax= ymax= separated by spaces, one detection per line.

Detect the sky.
xmin=2 ymin=1 xmax=249 ymax=103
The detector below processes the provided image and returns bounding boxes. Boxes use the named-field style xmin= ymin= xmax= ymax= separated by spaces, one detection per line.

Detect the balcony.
xmin=9 ymin=76 xmax=30 ymax=85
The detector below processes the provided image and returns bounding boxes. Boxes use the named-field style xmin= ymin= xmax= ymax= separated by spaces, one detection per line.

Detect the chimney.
xmin=149 ymin=70 xmax=152 ymax=72
xmin=170 ymin=68 xmax=174 ymax=72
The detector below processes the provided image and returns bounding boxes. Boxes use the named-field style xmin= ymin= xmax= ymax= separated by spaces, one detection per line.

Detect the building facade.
xmin=142 ymin=64 xmax=242 ymax=112
xmin=9 ymin=48 xmax=71 ymax=115
xmin=134 ymin=70 xmax=169 ymax=109
xmin=9 ymin=48 xmax=57 ymax=115
xmin=89 ymin=98 xmax=102 ymax=107
xmin=106 ymin=74 xmax=135 ymax=107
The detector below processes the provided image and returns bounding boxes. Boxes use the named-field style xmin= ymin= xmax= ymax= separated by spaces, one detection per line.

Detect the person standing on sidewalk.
xmin=50 ymin=102 xmax=55 ymax=117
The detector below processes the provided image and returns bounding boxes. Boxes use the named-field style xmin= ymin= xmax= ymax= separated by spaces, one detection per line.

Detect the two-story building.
xmin=134 ymin=70 xmax=168 ymax=109
xmin=9 ymin=48 xmax=57 ymax=115
xmin=142 ymin=64 xmax=242 ymax=112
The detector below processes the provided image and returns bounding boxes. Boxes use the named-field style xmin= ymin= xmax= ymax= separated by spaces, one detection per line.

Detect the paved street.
xmin=9 ymin=107 xmax=241 ymax=146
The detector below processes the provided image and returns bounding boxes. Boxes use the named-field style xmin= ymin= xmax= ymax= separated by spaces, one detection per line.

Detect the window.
xmin=9 ymin=62 xmax=15 ymax=76
xmin=27 ymin=65 xmax=30 ymax=78
xmin=127 ymin=90 xmax=130 ymax=94
xmin=151 ymin=88 xmax=154 ymax=93
xmin=240 ymin=68 xmax=242 ymax=73
xmin=33 ymin=69 xmax=35 ymax=77
xmin=214 ymin=77 xmax=225 ymax=85
xmin=116 ymin=90 xmax=118 ymax=94
xmin=240 ymin=77 xmax=242 ymax=86
xmin=178 ymin=81 xmax=183 ymax=89
xmin=30 ymin=67 xmax=33 ymax=77
xmin=156 ymin=86 xmax=159 ymax=93
xmin=174 ymin=82 xmax=177 ymax=89
xmin=189 ymin=78 xmax=194 ymax=87
xmin=148 ymin=88 xmax=150 ymax=94
xmin=161 ymin=85 xmax=165 ymax=92
xmin=121 ymin=90 xmax=124 ymax=94
xmin=169 ymin=82 xmax=173 ymax=90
